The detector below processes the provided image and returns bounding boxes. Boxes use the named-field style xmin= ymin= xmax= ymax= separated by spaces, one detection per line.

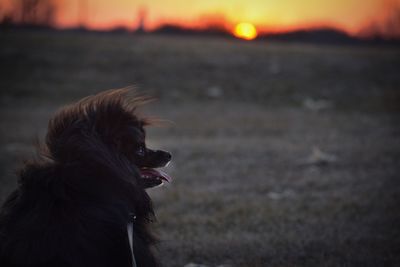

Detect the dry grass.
xmin=0 ymin=31 xmax=399 ymax=266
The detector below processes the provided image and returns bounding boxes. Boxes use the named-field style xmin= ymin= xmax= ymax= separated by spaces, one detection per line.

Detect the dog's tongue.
xmin=140 ymin=168 xmax=172 ymax=183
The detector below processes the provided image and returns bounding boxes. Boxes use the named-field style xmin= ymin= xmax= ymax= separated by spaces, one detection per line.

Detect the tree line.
xmin=0 ymin=0 xmax=57 ymax=27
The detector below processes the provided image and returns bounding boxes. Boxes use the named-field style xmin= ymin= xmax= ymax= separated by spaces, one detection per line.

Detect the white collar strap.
xmin=127 ymin=214 xmax=137 ymax=267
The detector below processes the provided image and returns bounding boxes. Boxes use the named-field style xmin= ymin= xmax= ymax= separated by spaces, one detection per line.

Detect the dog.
xmin=0 ymin=88 xmax=172 ymax=267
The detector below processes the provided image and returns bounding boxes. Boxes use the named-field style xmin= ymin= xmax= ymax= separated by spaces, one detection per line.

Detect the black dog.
xmin=0 ymin=88 xmax=172 ymax=267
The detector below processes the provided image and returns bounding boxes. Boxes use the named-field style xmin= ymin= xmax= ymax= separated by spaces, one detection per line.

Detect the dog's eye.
xmin=136 ymin=147 xmax=145 ymax=156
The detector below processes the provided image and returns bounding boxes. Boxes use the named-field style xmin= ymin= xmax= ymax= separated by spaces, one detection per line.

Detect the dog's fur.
xmin=0 ymin=88 xmax=171 ymax=267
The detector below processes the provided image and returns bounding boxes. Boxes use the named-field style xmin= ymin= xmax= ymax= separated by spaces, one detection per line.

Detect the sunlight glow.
xmin=233 ymin=22 xmax=258 ymax=40
xmin=0 ymin=0 xmax=397 ymax=38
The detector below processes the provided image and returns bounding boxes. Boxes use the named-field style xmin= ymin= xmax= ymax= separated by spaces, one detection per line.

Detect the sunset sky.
xmin=1 ymin=0 xmax=399 ymax=36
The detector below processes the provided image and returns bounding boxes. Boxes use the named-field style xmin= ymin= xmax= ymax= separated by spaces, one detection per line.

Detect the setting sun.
xmin=233 ymin=22 xmax=258 ymax=40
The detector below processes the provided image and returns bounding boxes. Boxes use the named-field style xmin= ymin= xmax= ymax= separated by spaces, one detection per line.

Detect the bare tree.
xmin=0 ymin=2 xmax=15 ymax=25
xmin=12 ymin=0 xmax=57 ymax=26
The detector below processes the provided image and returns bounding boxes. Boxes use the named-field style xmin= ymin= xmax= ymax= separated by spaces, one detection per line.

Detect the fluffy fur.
xmin=0 ymin=88 xmax=171 ymax=267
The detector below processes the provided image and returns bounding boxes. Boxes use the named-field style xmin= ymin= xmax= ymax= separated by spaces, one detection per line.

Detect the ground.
xmin=0 ymin=30 xmax=399 ymax=267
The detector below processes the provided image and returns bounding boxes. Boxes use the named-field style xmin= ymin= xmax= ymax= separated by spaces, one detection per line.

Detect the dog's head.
xmin=43 ymin=88 xmax=172 ymax=189
xmin=115 ymin=119 xmax=172 ymax=188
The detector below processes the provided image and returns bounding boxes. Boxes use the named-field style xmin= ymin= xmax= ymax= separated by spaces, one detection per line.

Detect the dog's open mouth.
xmin=140 ymin=168 xmax=172 ymax=188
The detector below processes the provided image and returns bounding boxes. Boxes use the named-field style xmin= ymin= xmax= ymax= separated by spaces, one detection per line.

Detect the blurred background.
xmin=1 ymin=0 xmax=400 ymax=266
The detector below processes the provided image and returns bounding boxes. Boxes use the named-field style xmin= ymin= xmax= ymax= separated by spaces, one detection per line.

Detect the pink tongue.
xmin=140 ymin=168 xmax=172 ymax=183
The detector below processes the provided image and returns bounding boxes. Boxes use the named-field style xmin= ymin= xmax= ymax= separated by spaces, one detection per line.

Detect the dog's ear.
xmin=45 ymin=88 xmax=152 ymax=162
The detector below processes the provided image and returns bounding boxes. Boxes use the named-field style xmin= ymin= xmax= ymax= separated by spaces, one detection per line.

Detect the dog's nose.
xmin=154 ymin=150 xmax=172 ymax=167
xmin=158 ymin=150 xmax=172 ymax=161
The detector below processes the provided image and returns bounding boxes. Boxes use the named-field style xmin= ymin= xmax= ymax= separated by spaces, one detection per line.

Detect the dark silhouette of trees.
xmin=135 ymin=6 xmax=147 ymax=33
xmin=1 ymin=0 xmax=57 ymax=27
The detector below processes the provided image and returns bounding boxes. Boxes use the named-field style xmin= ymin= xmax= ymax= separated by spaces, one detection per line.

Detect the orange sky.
xmin=1 ymin=0 xmax=400 ymax=36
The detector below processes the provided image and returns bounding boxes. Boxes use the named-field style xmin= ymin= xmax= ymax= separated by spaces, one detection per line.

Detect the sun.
xmin=233 ymin=22 xmax=258 ymax=40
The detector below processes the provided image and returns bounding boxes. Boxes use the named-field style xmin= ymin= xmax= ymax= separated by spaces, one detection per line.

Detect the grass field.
xmin=1 ymin=30 xmax=400 ymax=267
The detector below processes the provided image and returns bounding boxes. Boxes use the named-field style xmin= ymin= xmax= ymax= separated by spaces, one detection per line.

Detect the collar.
xmin=127 ymin=214 xmax=137 ymax=267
